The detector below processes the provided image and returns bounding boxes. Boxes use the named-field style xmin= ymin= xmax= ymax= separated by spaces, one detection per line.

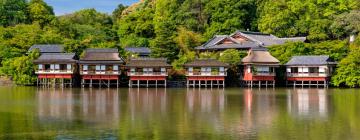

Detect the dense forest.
xmin=0 ymin=0 xmax=359 ymax=87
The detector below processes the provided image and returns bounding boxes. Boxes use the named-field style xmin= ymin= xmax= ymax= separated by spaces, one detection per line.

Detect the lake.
xmin=0 ymin=87 xmax=359 ymax=140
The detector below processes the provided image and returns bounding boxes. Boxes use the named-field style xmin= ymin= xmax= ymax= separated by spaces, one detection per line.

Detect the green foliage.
xmin=218 ymin=49 xmax=246 ymax=66
xmin=172 ymin=51 xmax=196 ymax=70
xmin=112 ymin=4 xmax=128 ymax=21
xmin=203 ymin=0 xmax=257 ymax=38
xmin=269 ymin=40 xmax=349 ymax=64
xmin=0 ymin=50 xmax=39 ymax=85
xmin=332 ymin=37 xmax=360 ymax=87
xmin=331 ymin=10 xmax=360 ymax=38
xmin=0 ymin=0 xmax=28 ymax=26
xmin=258 ymin=0 xmax=359 ymax=41
xmin=28 ymin=0 xmax=55 ymax=27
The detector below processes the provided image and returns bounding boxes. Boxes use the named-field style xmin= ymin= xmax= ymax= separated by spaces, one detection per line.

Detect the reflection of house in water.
xmin=239 ymin=89 xmax=278 ymax=134
xmin=186 ymin=89 xmax=225 ymax=113
xmin=127 ymin=88 xmax=168 ymax=117
xmin=37 ymin=89 xmax=120 ymax=124
xmin=287 ymin=89 xmax=328 ymax=118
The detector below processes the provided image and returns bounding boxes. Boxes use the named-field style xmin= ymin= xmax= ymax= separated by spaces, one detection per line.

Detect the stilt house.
xmin=78 ymin=48 xmax=125 ymax=88
xmin=285 ymin=55 xmax=337 ymax=87
xmin=34 ymin=53 xmax=77 ymax=87
xmin=241 ymin=47 xmax=280 ymax=87
xmin=184 ymin=59 xmax=229 ymax=88
xmin=126 ymin=58 xmax=171 ymax=87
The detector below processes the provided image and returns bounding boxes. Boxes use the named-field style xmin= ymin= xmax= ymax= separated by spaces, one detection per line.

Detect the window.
xmin=83 ymin=65 xmax=88 ymax=71
xmin=309 ymin=67 xmax=319 ymax=73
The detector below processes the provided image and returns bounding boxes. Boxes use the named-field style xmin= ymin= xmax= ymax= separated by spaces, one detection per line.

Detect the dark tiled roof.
xmin=85 ymin=48 xmax=119 ymax=53
xmin=184 ymin=59 xmax=229 ymax=67
xmin=28 ymin=44 xmax=64 ymax=53
xmin=126 ymin=58 xmax=171 ymax=68
xmin=33 ymin=53 xmax=76 ymax=64
xmin=125 ymin=47 xmax=151 ymax=56
xmin=242 ymin=48 xmax=280 ymax=64
xmin=285 ymin=55 xmax=337 ymax=66
xmin=195 ymin=35 xmax=260 ymax=50
xmin=233 ymin=31 xmax=306 ymax=47
xmin=79 ymin=48 xmax=124 ymax=64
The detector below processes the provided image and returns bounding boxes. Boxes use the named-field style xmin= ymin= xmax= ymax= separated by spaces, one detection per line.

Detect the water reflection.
xmin=4 ymin=87 xmax=341 ymax=139
xmin=37 ymin=88 xmax=120 ymax=124
xmin=186 ymin=89 xmax=225 ymax=113
xmin=287 ymin=88 xmax=328 ymax=118
xmin=127 ymin=88 xmax=167 ymax=119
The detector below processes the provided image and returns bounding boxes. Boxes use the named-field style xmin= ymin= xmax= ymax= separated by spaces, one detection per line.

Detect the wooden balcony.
xmin=128 ymin=72 xmax=168 ymax=76
xmin=287 ymin=73 xmax=329 ymax=77
xmin=80 ymin=70 xmax=120 ymax=75
xmin=253 ymin=72 xmax=276 ymax=76
xmin=185 ymin=71 xmax=227 ymax=76
xmin=36 ymin=69 xmax=74 ymax=74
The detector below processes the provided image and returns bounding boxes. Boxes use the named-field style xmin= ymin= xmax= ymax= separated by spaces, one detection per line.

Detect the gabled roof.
xmin=241 ymin=47 xmax=280 ymax=65
xmin=33 ymin=53 xmax=77 ymax=64
xmin=125 ymin=47 xmax=151 ymax=56
xmin=184 ymin=59 xmax=229 ymax=67
xmin=126 ymin=58 xmax=171 ymax=68
xmin=285 ymin=55 xmax=337 ymax=66
xmin=79 ymin=48 xmax=124 ymax=64
xmin=232 ymin=31 xmax=306 ymax=47
xmin=28 ymin=44 xmax=64 ymax=53
xmin=195 ymin=35 xmax=259 ymax=50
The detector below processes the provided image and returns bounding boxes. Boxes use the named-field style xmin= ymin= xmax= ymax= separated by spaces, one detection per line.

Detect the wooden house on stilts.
xmin=34 ymin=53 xmax=77 ymax=87
xmin=241 ymin=47 xmax=280 ymax=88
xmin=78 ymin=48 xmax=125 ymax=88
xmin=285 ymin=55 xmax=337 ymax=87
xmin=184 ymin=59 xmax=229 ymax=88
xmin=126 ymin=58 xmax=171 ymax=87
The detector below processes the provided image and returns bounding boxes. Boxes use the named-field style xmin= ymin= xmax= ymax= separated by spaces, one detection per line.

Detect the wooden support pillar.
xmin=156 ymin=80 xmax=158 ymax=88
xmin=266 ymin=81 xmax=268 ymax=88
xmin=186 ymin=80 xmax=189 ymax=88
xmin=117 ymin=79 xmax=119 ymax=88
xmin=36 ymin=78 xmax=39 ymax=87
xmin=70 ymin=79 xmax=72 ymax=88
xmin=302 ymin=81 xmax=304 ymax=88
xmin=259 ymin=81 xmax=261 ymax=88
xmin=211 ymin=80 xmax=213 ymax=88
xmin=164 ymin=80 xmax=167 ymax=88
xmin=146 ymin=80 xmax=149 ymax=88
xmin=222 ymin=80 xmax=225 ymax=88
xmin=273 ymin=81 xmax=275 ymax=88
xmin=137 ymin=80 xmax=140 ymax=88
xmin=250 ymin=81 xmax=253 ymax=88
xmin=198 ymin=80 xmax=201 ymax=88
xmin=90 ymin=79 xmax=93 ymax=88
xmin=108 ymin=80 xmax=110 ymax=88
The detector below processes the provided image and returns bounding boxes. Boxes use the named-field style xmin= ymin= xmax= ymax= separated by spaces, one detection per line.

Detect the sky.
xmin=44 ymin=0 xmax=139 ymax=15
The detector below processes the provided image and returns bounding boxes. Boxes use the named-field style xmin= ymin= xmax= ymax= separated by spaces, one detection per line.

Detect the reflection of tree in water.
xmin=287 ymin=88 xmax=328 ymax=119
xmin=37 ymin=88 xmax=120 ymax=125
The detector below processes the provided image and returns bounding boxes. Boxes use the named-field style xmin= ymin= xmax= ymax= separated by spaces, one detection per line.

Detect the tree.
xmin=150 ymin=0 xmax=179 ymax=61
xmin=332 ymin=37 xmax=360 ymax=87
xmin=0 ymin=50 xmax=39 ymax=85
xmin=28 ymin=0 xmax=55 ymax=27
xmin=331 ymin=10 xmax=360 ymax=39
xmin=112 ymin=4 xmax=128 ymax=21
xmin=258 ymin=0 xmax=359 ymax=41
xmin=218 ymin=49 xmax=246 ymax=66
xmin=0 ymin=0 xmax=28 ymax=26
xmin=203 ymin=0 xmax=257 ymax=38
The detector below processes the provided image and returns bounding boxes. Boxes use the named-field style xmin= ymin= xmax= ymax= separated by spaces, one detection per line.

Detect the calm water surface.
xmin=0 ymin=87 xmax=359 ymax=140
